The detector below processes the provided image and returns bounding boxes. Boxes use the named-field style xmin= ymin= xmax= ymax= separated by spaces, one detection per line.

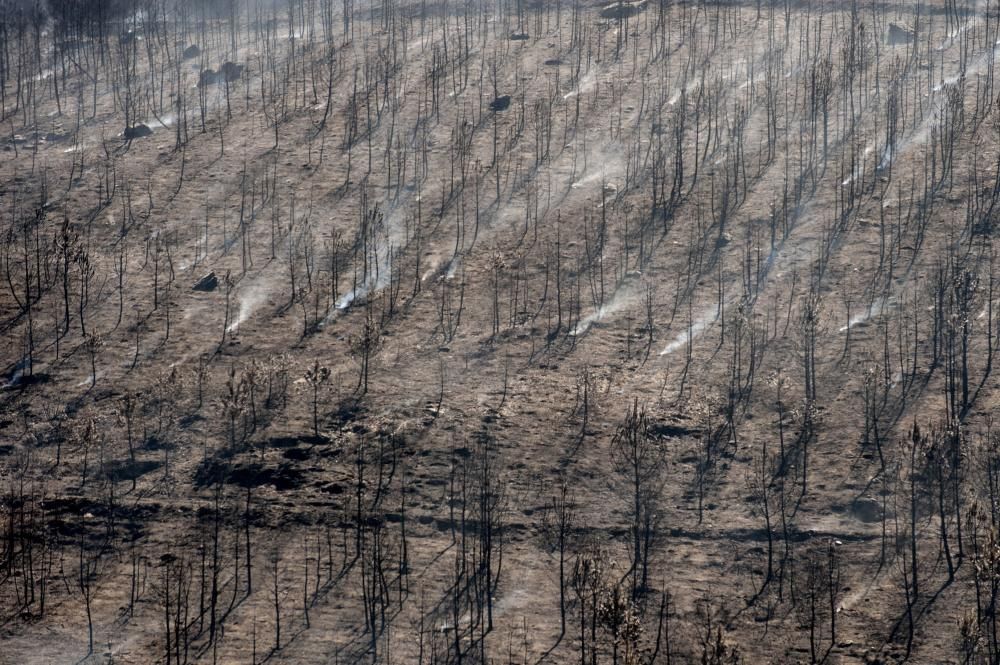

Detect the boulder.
xmin=509 ymin=32 xmax=529 ymax=41
xmin=193 ymin=272 xmax=219 ymax=292
xmin=220 ymin=61 xmax=244 ymax=82
xmin=124 ymin=124 xmax=153 ymax=140
xmin=600 ymin=1 xmax=648 ymax=20
xmin=197 ymin=69 xmax=219 ymax=87
xmin=490 ymin=95 xmax=512 ymax=112
xmin=198 ymin=63 xmax=241 ymax=87
xmin=888 ymin=23 xmax=914 ymax=45
xmin=183 ymin=44 xmax=201 ymax=59
xmin=851 ymin=497 xmax=890 ymax=524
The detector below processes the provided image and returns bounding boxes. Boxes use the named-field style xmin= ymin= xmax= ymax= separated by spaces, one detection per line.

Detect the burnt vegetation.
xmin=3 ymin=0 xmax=1000 ymax=662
